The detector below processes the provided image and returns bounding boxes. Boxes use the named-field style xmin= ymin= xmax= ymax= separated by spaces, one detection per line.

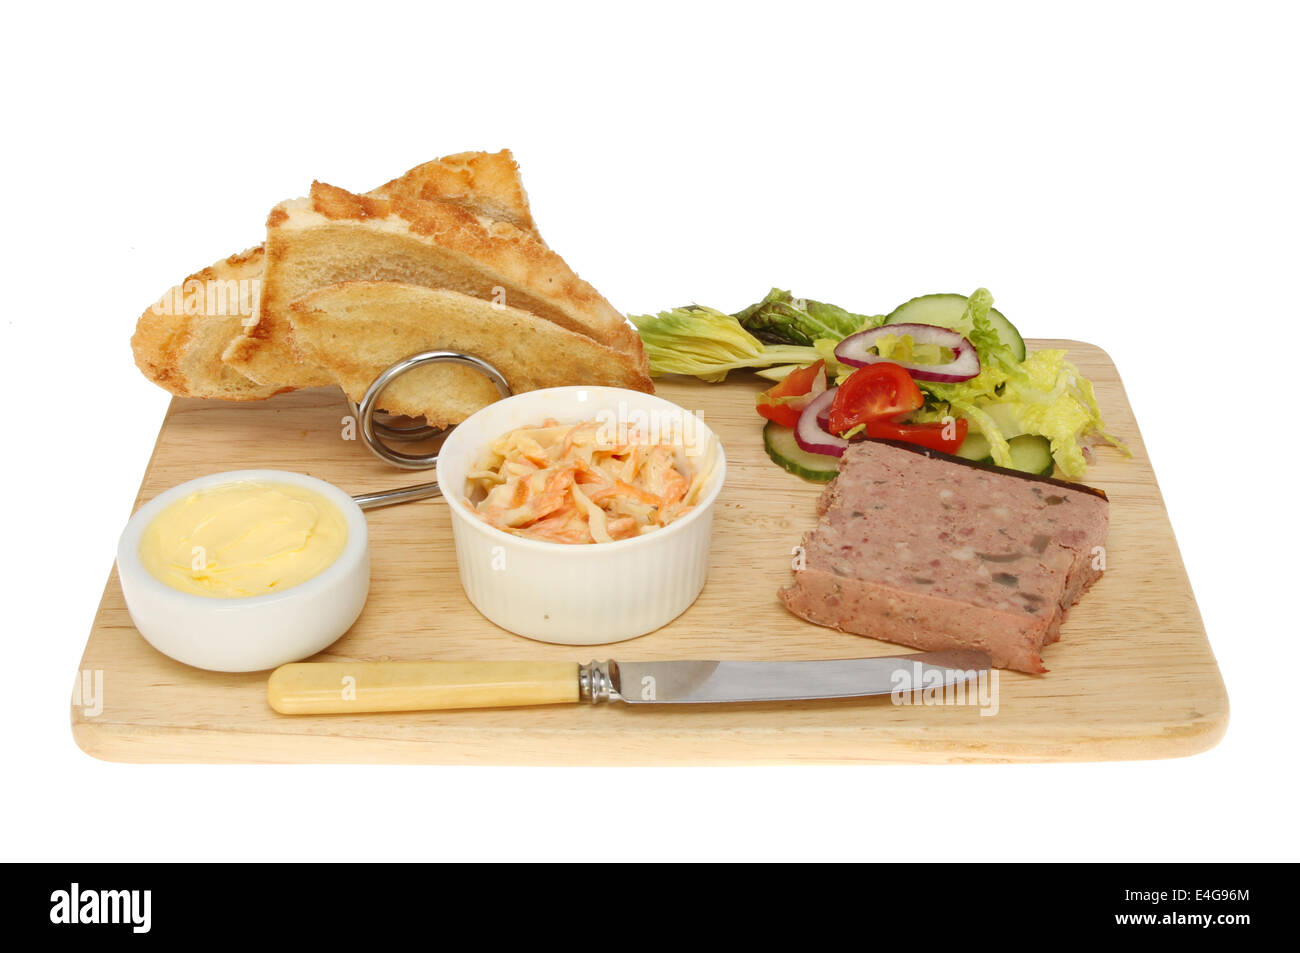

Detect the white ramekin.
xmin=435 ymin=386 xmax=726 ymax=645
xmin=116 ymin=469 xmax=370 ymax=672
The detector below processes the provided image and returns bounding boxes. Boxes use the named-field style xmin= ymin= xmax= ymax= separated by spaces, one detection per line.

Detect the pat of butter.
xmin=140 ymin=481 xmax=348 ymax=598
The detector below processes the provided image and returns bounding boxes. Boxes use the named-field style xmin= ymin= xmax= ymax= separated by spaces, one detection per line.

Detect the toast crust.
xmin=373 ymin=149 xmax=538 ymax=237
xmin=131 ymin=246 xmax=290 ymax=400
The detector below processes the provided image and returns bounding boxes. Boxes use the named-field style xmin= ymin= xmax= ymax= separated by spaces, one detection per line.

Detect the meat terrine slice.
xmin=779 ymin=440 xmax=1109 ymax=673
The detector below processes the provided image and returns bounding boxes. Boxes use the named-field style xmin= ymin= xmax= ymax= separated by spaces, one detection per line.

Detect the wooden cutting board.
xmin=72 ymin=340 xmax=1227 ymax=764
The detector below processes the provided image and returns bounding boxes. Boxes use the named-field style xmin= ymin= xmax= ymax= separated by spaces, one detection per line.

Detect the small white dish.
xmin=116 ymin=469 xmax=370 ymax=672
xmin=435 ymin=386 xmax=726 ymax=645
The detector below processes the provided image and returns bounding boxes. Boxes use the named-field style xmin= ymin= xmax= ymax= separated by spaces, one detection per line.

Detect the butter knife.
xmin=266 ymin=651 xmax=991 ymax=713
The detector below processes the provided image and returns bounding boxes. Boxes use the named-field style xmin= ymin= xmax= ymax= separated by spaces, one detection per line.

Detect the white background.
xmin=2 ymin=1 xmax=1295 ymax=861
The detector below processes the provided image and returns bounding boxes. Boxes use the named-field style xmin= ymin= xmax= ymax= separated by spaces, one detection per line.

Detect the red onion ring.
xmin=794 ymin=387 xmax=847 ymax=458
xmin=834 ymin=322 xmax=980 ymax=382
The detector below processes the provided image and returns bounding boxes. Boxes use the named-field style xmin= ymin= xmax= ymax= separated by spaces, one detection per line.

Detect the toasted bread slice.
xmin=131 ymin=246 xmax=288 ymax=400
xmin=133 ymin=150 xmax=540 ymax=398
xmin=222 ymin=181 xmax=646 ymax=389
xmin=288 ymin=282 xmax=653 ymax=427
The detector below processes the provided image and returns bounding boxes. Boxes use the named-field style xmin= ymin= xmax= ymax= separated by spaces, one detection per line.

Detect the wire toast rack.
xmin=344 ymin=350 xmax=511 ymax=511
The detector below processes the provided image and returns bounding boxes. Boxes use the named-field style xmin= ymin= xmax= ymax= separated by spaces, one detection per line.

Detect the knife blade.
xmin=597 ymin=650 xmax=991 ymax=704
xmin=267 ymin=651 xmax=991 ymax=714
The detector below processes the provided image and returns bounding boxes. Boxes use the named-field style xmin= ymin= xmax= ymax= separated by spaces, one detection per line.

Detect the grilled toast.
xmin=222 ymin=181 xmax=645 ymax=389
xmin=133 ymin=150 xmax=540 ymax=398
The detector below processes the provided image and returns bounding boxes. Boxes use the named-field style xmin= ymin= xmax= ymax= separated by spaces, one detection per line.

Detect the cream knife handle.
xmin=267 ymin=661 xmax=580 ymax=714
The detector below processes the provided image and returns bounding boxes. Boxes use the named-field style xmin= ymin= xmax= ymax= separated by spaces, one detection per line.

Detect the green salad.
xmin=631 ymin=288 xmax=1127 ymax=480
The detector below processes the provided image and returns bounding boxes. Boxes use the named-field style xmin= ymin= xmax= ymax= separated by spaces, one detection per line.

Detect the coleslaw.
xmin=465 ymin=419 xmax=715 ymax=544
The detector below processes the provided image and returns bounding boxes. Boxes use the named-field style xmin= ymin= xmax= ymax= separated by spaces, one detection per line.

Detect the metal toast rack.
xmin=344 ymin=350 xmax=511 ymax=510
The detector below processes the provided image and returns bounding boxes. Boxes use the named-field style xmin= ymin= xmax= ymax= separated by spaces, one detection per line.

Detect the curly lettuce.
xmin=733 ymin=289 xmax=881 ymax=347
xmin=963 ymin=288 xmax=1016 ymax=369
xmin=917 ymin=349 xmax=1127 ymax=478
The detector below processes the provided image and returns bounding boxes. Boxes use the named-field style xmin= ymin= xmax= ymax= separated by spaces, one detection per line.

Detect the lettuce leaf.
xmin=734 ymin=289 xmax=881 ymax=347
xmin=918 ymin=349 xmax=1127 ymax=478
xmin=631 ymin=306 xmax=821 ymax=382
xmin=812 ymin=337 xmax=856 ymax=383
xmin=963 ymin=288 xmax=1007 ymax=363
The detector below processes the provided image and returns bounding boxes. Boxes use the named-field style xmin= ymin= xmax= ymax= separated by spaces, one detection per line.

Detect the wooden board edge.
xmin=69 ymin=704 xmax=1229 ymax=766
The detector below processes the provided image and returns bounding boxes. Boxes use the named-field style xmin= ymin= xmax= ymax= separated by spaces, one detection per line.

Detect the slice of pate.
xmin=780 ymin=440 xmax=1109 ymax=673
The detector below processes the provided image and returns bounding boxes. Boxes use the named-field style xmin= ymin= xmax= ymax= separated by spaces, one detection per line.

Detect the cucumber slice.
xmin=1006 ymin=434 xmax=1054 ymax=475
xmin=954 ymin=431 xmax=991 ymax=461
xmin=763 ymin=421 xmax=840 ymax=482
xmin=885 ymin=293 xmax=1026 ymax=362
xmin=954 ymin=432 xmax=1054 ymax=475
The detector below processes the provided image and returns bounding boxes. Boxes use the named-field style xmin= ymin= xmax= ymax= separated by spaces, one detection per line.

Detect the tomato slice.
xmin=826 ymin=362 xmax=923 ymax=436
xmin=863 ymin=417 xmax=969 ymax=454
xmin=756 ymin=360 xmax=827 ymax=428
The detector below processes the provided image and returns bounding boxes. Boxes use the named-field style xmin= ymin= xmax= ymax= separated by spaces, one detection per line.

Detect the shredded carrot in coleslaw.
xmin=464 ymin=419 xmax=716 ymax=544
